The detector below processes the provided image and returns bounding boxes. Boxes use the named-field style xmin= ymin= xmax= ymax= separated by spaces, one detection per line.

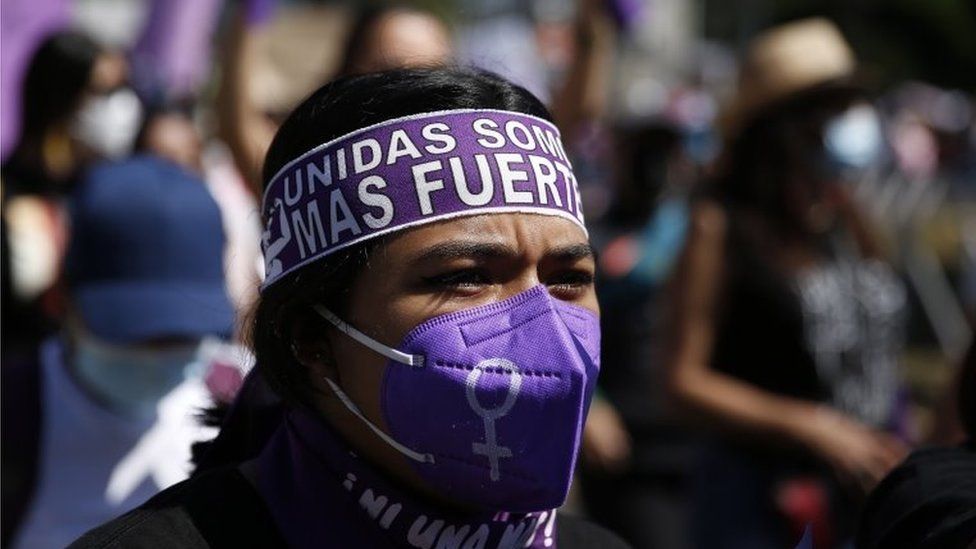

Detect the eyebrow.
xmin=412 ymin=240 xmax=595 ymax=264
xmin=545 ymin=243 xmax=596 ymax=262
xmin=414 ymin=241 xmax=518 ymax=264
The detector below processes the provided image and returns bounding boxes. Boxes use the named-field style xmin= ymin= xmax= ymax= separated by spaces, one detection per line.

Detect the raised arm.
xmin=549 ymin=0 xmax=615 ymax=144
xmin=216 ymin=3 xmax=280 ymax=194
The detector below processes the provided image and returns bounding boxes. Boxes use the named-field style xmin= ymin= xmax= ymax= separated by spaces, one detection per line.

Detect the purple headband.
xmin=260 ymin=109 xmax=585 ymax=289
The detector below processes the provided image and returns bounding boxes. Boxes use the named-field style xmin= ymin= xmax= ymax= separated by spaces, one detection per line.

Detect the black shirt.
xmin=710 ymin=216 xmax=823 ymax=403
xmin=857 ymin=443 xmax=976 ymax=549
xmin=71 ymin=465 xmax=631 ymax=549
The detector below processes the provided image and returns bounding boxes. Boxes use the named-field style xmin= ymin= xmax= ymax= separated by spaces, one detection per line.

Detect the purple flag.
xmin=130 ymin=0 xmax=224 ymax=99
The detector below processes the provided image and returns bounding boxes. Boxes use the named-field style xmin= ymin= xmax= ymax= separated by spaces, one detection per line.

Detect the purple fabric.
xmin=260 ymin=109 xmax=585 ymax=289
xmin=0 ymin=0 xmax=69 ymax=161
xmin=130 ymin=0 xmax=223 ymax=99
xmin=254 ymin=408 xmax=560 ymax=548
xmin=607 ymin=0 xmax=643 ymax=30
xmin=244 ymin=0 xmax=278 ymax=27
xmin=383 ymin=285 xmax=600 ymax=512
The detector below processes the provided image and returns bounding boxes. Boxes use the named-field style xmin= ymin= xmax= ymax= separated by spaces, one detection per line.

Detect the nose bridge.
xmin=502 ymin=270 xmax=544 ymax=300
xmin=456 ymin=285 xmax=555 ymax=347
xmin=501 ymin=221 xmax=549 ymax=299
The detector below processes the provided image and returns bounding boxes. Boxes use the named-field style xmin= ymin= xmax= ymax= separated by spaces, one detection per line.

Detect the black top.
xmin=0 ymin=161 xmax=62 ymax=352
xmin=857 ymin=443 xmax=976 ymax=549
xmin=1 ymin=343 xmax=44 ymax=545
xmin=589 ymin=216 xmax=699 ymax=476
xmin=71 ymin=465 xmax=631 ymax=549
xmin=710 ymin=216 xmax=823 ymax=402
xmin=2 ymin=156 xmax=67 ymax=199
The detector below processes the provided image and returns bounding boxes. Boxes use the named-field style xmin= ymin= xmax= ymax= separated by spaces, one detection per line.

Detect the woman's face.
xmin=351 ymin=11 xmax=453 ymax=74
xmin=88 ymin=51 xmax=128 ymax=95
xmin=301 ymin=212 xmax=596 ymax=502
xmin=142 ymin=113 xmax=203 ymax=172
xmin=71 ymin=51 xmax=142 ymax=160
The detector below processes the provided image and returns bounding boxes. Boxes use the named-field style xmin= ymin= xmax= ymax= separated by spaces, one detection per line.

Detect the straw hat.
xmin=720 ymin=18 xmax=857 ymax=139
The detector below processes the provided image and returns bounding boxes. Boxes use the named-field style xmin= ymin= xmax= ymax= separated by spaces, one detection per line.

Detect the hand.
xmin=799 ymin=407 xmax=909 ymax=494
xmin=582 ymin=398 xmax=632 ymax=473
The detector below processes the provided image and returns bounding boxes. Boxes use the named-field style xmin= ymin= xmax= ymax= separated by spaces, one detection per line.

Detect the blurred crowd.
xmin=1 ymin=0 xmax=974 ymax=548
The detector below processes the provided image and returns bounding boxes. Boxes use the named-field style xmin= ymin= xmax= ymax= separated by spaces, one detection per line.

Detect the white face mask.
xmin=72 ymin=334 xmax=200 ymax=418
xmin=71 ymin=88 xmax=143 ymax=159
xmin=823 ymin=104 xmax=884 ymax=170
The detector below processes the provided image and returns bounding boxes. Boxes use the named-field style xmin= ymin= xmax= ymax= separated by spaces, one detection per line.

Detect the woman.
xmin=2 ymin=30 xmax=142 ymax=352
xmin=581 ymin=120 xmax=698 ymax=549
xmin=3 ymin=30 xmax=140 ymax=198
xmin=666 ymin=19 xmax=908 ymax=548
xmin=73 ymin=68 xmax=628 ymax=548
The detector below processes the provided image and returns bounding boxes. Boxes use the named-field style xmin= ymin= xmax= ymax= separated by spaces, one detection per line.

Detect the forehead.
xmin=374 ymin=11 xmax=449 ymax=40
xmin=381 ymin=213 xmax=589 ymax=256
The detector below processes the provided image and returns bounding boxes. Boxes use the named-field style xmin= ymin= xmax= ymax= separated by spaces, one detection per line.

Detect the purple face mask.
xmin=314 ymin=284 xmax=600 ymax=512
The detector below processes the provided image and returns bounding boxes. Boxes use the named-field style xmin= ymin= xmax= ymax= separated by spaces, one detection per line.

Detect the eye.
xmin=421 ymin=268 xmax=491 ymax=294
xmin=546 ymin=269 xmax=595 ymax=299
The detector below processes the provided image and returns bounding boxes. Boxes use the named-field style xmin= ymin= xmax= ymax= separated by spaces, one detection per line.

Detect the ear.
xmin=287 ymin=309 xmax=338 ymax=380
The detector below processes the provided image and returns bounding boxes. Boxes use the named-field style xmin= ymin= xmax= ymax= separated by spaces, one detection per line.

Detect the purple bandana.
xmin=260 ymin=109 xmax=585 ymax=289
xmin=252 ymin=409 xmax=558 ymax=548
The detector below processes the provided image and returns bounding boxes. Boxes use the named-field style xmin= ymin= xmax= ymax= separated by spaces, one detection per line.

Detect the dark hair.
xmin=605 ymin=123 xmax=683 ymax=227
xmin=19 ymin=31 xmax=102 ymax=147
xmin=133 ymin=97 xmax=196 ymax=153
xmin=715 ymin=83 xmax=864 ymax=239
xmin=195 ymin=67 xmax=550 ymax=471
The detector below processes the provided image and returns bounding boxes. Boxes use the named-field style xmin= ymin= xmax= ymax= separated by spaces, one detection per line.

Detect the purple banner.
xmin=261 ymin=110 xmax=585 ymax=289
xmin=131 ymin=0 xmax=224 ymax=98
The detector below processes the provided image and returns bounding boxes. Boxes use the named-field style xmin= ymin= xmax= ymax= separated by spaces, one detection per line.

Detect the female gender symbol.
xmin=465 ymin=358 xmax=523 ymax=481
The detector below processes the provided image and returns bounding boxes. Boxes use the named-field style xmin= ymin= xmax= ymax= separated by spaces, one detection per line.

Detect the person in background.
xmin=580 ymin=118 xmax=699 ymax=549
xmin=665 ymin=18 xmax=908 ymax=548
xmin=218 ymin=0 xmax=453 ymax=193
xmin=548 ymin=0 xmax=617 ymax=148
xmin=551 ymin=4 xmax=700 ymax=546
xmin=2 ymin=155 xmax=248 ymax=548
xmin=334 ymin=3 xmax=453 ymax=78
xmin=1 ymin=30 xmax=142 ymax=352
xmin=3 ymin=30 xmax=139 ymax=198
xmin=134 ymin=101 xmax=203 ymax=174
xmin=123 ymin=0 xmax=266 ymax=327
xmin=132 ymin=99 xmax=265 ymax=331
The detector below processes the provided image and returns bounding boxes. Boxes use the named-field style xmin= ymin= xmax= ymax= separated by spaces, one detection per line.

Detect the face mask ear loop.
xmin=322 ymin=375 xmax=435 ymax=464
xmin=313 ymin=305 xmax=424 ymax=368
